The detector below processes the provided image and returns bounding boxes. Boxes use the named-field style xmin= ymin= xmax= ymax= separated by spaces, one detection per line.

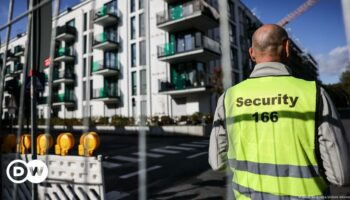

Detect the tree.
xmin=323 ymin=65 xmax=350 ymax=108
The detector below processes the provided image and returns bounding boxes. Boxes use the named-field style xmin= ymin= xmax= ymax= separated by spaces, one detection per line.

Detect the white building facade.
xmin=0 ymin=0 xmax=317 ymax=121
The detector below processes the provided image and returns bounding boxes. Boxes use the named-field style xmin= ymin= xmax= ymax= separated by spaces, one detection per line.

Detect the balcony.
xmin=52 ymin=93 xmax=75 ymax=107
xmin=38 ymin=96 xmax=48 ymax=105
xmin=158 ymin=78 xmax=211 ymax=96
xmin=56 ymin=25 xmax=76 ymax=41
xmin=14 ymin=45 xmax=24 ymax=56
xmin=94 ymin=5 xmax=119 ymax=26
xmin=92 ymin=60 xmax=119 ymax=76
xmin=93 ymin=32 xmax=119 ymax=51
xmin=92 ymin=87 xmax=120 ymax=104
xmin=156 ymin=0 xmax=219 ymax=32
xmin=14 ymin=63 xmax=23 ymax=73
xmin=53 ymin=71 xmax=75 ymax=84
xmin=54 ymin=47 xmax=75 ymax=62
xmin=4 ymin=67 xmax=13 ymax=77
xmin=6 ymin=51 xmax=18 ymax=62
xmin=157 ymin=33 xmax=220 ymax=64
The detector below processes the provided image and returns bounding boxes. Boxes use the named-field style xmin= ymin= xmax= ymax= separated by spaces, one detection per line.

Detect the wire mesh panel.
xmin=1 ymin=154 xmax=106 ymax=200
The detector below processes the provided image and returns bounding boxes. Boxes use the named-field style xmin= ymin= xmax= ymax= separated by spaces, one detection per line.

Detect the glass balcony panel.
xmin=56 ymin=25 xmax=76 ymax=41
xmin=157 ymin=33 xmax=220 ymax=63
xmin=156 ymin=0 xmax=218 ymax=32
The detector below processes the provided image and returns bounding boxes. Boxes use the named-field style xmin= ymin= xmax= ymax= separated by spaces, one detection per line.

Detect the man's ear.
xmin=249 ymin=47 xmax=256 ymax=62
xmin=284 ymin=39 xmax=290 ymax=58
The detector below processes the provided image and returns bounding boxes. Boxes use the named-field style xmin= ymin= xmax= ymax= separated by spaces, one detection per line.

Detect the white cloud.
xmin=316 ymin=45 xmax=350 ymax=83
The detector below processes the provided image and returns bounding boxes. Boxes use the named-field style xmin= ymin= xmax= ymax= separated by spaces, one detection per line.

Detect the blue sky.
xmin=1 ymin=0 xmax=349 ymax=84
xmin=242 ymin=0 xmax=349 ymax=84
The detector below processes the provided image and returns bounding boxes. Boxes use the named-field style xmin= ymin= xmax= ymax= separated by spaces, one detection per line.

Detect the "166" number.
xmin=252 ymin=112 xmax=279 ymax=122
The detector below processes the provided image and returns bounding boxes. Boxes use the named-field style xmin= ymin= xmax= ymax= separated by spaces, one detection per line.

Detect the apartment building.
xmin=0 ymin=0 xmax=318 ymax=121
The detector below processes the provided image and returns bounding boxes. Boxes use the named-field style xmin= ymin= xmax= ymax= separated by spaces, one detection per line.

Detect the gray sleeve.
xmin=208 ymin=93 xmax=228 ymax=171
xmin=317 ymin=87 xmax=350 ymax=186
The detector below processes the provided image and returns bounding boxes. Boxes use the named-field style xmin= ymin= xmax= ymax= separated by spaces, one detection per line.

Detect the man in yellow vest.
xmin=209 ymin=24 xmax=350 ymax=198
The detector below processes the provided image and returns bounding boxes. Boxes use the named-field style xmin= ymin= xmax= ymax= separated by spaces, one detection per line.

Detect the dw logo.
xmin=6 ymin=160 xmax=49 ymax=184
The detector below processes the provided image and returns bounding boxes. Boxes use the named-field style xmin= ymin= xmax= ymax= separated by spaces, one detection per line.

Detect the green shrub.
xmin=111 ymin=115 xmax=133 ymax=126
xmin=160 ymin=116 xmax=173 ymax=125
xmin=91 ymin=117 xmax=109 ymax=125
xmin=190 ymin=112 xmax=202 ymax=125
xmin=203 ymin=113 xmax=214 ymax=125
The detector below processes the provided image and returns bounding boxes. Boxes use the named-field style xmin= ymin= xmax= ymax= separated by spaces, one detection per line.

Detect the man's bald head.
xmin=249 ymin=24 xmax=290 ymax=64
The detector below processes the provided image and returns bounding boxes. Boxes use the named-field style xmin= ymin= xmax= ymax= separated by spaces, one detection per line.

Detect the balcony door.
xmin=105 ymin=26 xmax=118 ymax=42
xmin=104 ymin=51 xmax=118 ymax=69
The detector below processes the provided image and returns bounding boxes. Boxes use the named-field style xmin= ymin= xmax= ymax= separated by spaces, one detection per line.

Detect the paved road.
xmin=92 ymin=134 xmax=211 ymax=200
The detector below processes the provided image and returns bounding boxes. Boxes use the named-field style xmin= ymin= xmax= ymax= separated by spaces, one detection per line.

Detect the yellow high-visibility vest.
xmin=224 ymin=76 xmax=327 ymax=198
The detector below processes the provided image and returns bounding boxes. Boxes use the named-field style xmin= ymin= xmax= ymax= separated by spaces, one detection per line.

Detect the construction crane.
xmin=277 ymin=0 xmax=319 ymax=27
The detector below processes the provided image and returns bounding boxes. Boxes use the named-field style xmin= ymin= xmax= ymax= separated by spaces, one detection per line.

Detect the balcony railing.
xmin=56 ymin=25 xmax=76 ymax=41
xmin=93 ymin=32 xmax=119 ymax=46
xmin=92 ymin=60 xmax=119 ymax=73
xmin=53 ymin=71 xmax=75 ymax=81
xmin=158 ymin=79 xmax=211 ymax=92
xmin=92 ymin=87 xmax=120 ymax=99
xmin=157 ymin=0 xmax=203 ymax=25
xmin=5 ymin=67 xmax=12 ymax=76
xmin=53 ymin=93 xmax=75 ymax=103
xmin=159 ymin=71 xmax=211 ymax=92
xmin=14 ymin=45 xmax=24 ymax=56
xmin=14 ymin=63 xmax=23 ymax=72
xmin=157 ymin=33 xmax=220 ymax=58
xmin=6 ymin=50 xmax=17 ymax=61
xmin=38 ymin=96 xmax=48 ymax=105
xmin=54 ymin=47 xmax=75 ymax=63
xmin=94 ymin=4 xmax=119 ymax=24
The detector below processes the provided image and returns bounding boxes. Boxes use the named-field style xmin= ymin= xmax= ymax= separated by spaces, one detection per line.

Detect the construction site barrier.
xmin=1 ymin=153 xmax=106 ymax=200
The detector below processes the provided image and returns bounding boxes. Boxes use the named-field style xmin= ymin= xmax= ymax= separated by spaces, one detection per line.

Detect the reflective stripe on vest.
xmin=224 ymin=76 xmax=327 ymax=198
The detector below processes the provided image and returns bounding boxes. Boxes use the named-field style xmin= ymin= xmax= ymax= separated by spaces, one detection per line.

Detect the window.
xmin=66 ymin=19 xmax=75 ymax=27
xmin=131 ymin=43 xmax=136 ymax=67
xmin=83 ymin=12 xmax=87 ymax=31
xmin=139 ymin=13 xmax=145 ymax=37
xmin=131 ymin=17 xmax=136 ymax=39
xmin=230 ymin=23 xmax=237 ymax=45
xmin=83 ymin=35 xmax=87 ymax=54
xmin=231 ymin=47 xmax=239 ymax=69
xmin=105 ymin=26 xmax=118 ymax=42
xmin=83 ymin=81 xmax=86 ymax=100
xmin=233 ymin=71 xmax=240 ymax=84
xmin=89 ymin=56 xmax=93 ymax=75
xmin=131 ymin=71 xmax=137 ymax=95
xmin=229 ymin=1 xmax=235 ymax=20
xmin=131 ymin=0 xmax=136 ymax=12
xmin=139 ymin=40 xmax=146 ymax=66
xmin=140 ymin=69 xmax=146 ymax=95
xmin=104 ymin=51 xmax=118 ymax=69
xmin=139 ymin=0 xmax=144 ymax=9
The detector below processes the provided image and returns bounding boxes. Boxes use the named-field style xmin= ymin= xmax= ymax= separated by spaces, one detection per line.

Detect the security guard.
xmin=209 ymin=24 xmax=350 ymax=198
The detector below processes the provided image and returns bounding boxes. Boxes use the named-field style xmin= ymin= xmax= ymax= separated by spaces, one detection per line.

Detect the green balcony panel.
xmin=164 ymin=43 xmax=175 ymax=56
xmin=93 ymin=61 xmax=99 ymax=72
xmin=100 ymin=5 xmax=107 ymax=16
xmin=58 ymin=94 xmax=65 ymax=102
xmin=58 ymin=48 xmax=67 ymax=57
xmin=99 ymin=33 xmax=107 ymax=43
xmin=100 ymin=88 xmax=108 ymax=97
xmin=170 ymin=5 xmax=183 ymax=20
